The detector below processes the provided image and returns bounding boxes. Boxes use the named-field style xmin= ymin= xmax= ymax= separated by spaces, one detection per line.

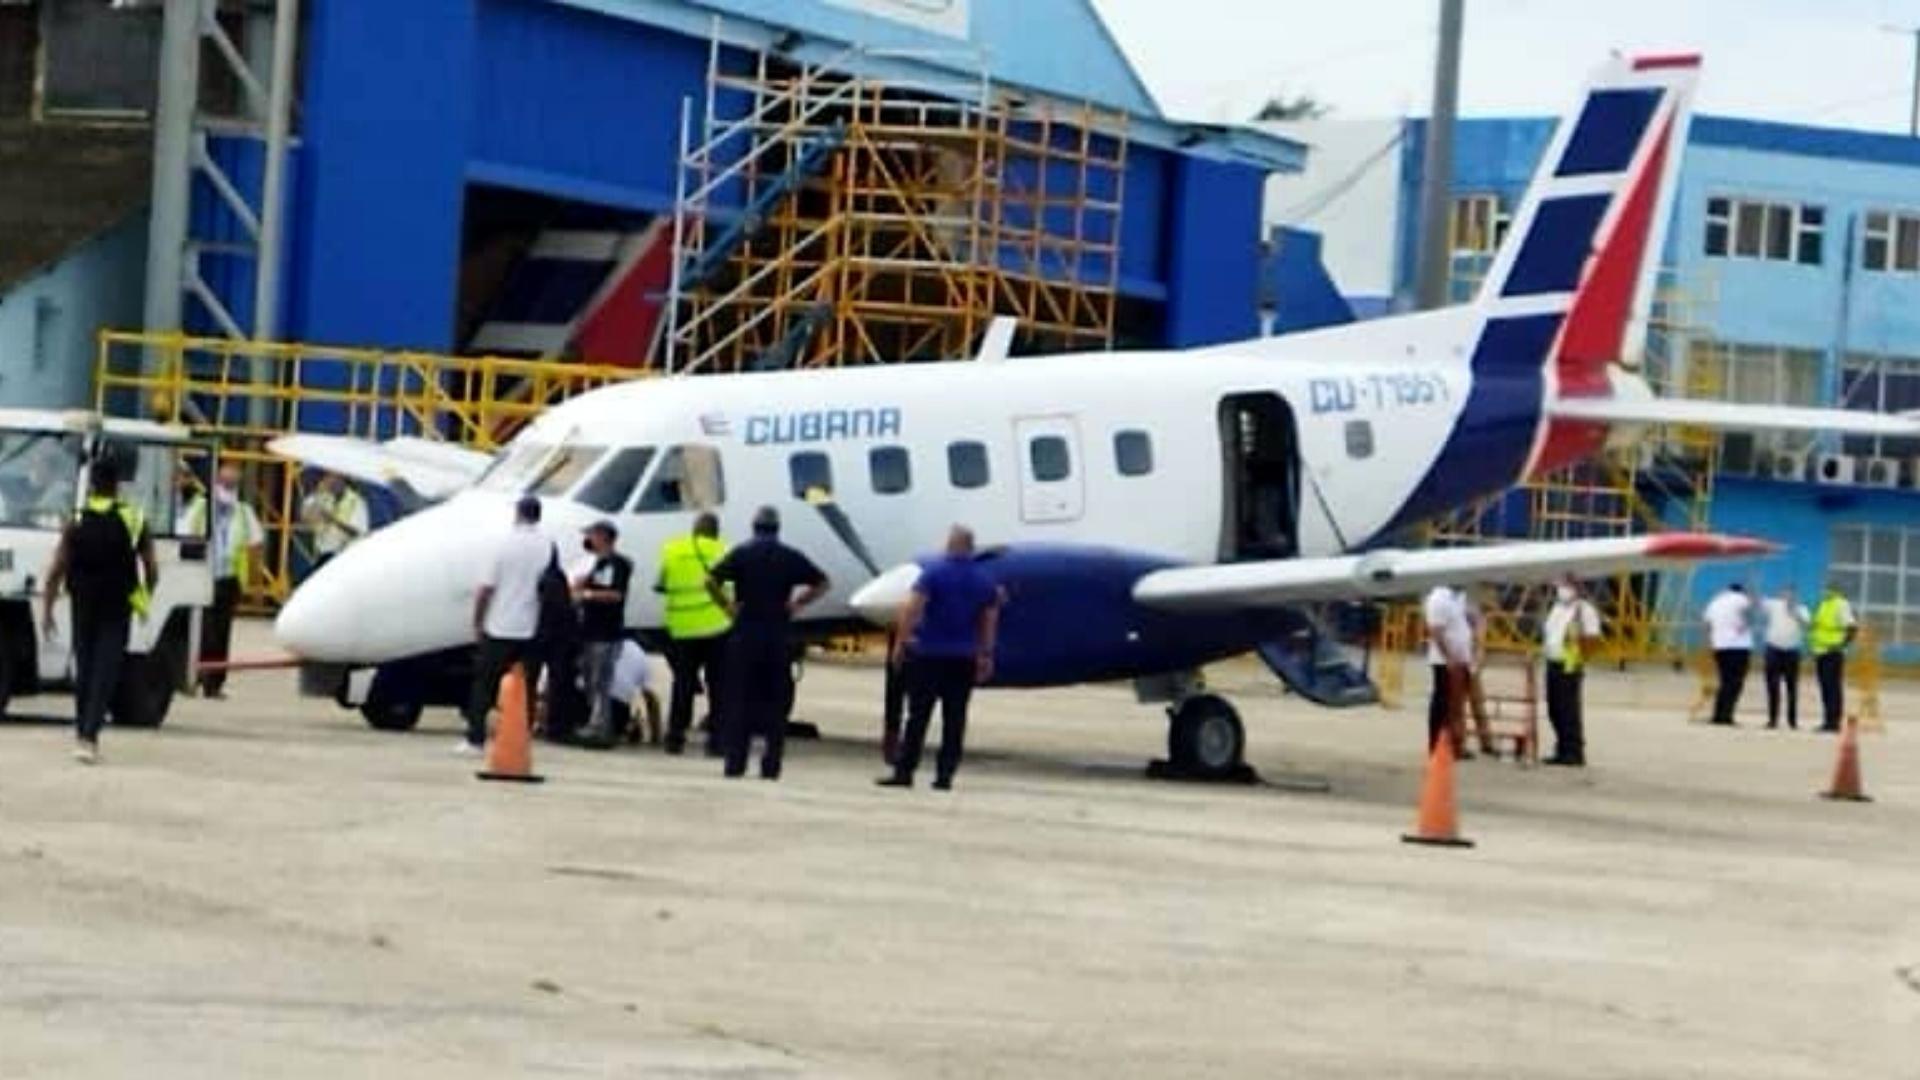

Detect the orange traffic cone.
xmin=1819 ymin=714 xmax=1870 ymax=803
xmin=478 ymin=663 xmax=545 ymax=784
xmin=1402 ymin=736 xmax=1474 ymax=848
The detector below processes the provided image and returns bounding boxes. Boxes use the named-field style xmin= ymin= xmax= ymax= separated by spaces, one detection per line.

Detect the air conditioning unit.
xmin=1862 ymin=456 xmax=1902 ymax=488
xmin=1814 ymin=452 xmax=1857 ymax=485
xmin=1770 ymin=450 xmax=1811 ymax=482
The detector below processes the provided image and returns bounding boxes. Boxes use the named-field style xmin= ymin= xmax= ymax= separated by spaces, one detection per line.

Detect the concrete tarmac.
xmin=1 ymin=625 xmax=1915 ymax=1078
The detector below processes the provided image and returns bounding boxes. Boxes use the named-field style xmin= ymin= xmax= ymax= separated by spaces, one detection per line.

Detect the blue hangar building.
xmin=246 ymin=0 xmax=1304 ymax=365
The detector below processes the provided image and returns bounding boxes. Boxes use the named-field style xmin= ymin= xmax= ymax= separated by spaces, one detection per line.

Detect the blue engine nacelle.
xmin=969 ymin=545 xmax=1295 ymax=688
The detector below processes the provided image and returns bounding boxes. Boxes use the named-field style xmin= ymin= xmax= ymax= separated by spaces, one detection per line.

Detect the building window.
xmin=1690 ymin=340 xmax=1824 ymax=459
xmin=1829 ymin=523 xmax=1918 ymax=645
xmin=1862 ymin=210 xmax=1920 ymax=272
xmin=1705 ymin=196 xmax=1822 ymax=265
xmin=1113 ymin=430 xmax=1153 ymax=477
xmin=947 ymin=441 xmax=989 ymax=489
xmin=1029 ymin=436 xmax=1071 ymax=482
xmin=1450 ymin=194 xmax=1506 ymax=254
xmin=1840 ymin=354 xmax=1920 ymax=459
xmin=869 ymin=446 xmax=911 ymax=495
xmin=1344 ymin=419 xmax=1375 ymax=459
xmin=788 ymin=451 xmax=832 ymax=500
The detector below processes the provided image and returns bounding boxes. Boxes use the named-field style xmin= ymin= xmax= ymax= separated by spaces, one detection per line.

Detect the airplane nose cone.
xmin=275 ymin=493 xmax=521 ymax=663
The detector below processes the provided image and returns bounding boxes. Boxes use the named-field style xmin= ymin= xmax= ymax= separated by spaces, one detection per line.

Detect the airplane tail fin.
xmin=1471 ymin=53 xmax=1698 ymax=472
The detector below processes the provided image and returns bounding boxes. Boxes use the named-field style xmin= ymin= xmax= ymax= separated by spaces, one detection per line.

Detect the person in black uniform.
xmin=573 ymin=519 xmax=633 ymax=747
xmin=41 ymin=459 xmax=157 ymax=765
xmin=706 ymin=506 xmax=827 ymax=780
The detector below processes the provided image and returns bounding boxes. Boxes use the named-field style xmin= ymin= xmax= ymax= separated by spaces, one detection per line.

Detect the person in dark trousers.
xmin=460 ymin=495 xmax=558 ymax=755
xmin=1760 ymin=584 xmax=1810 ymax=730
xmin=655 ymin=512 xmax=731 ymax=755
xmin=572 ymin=519 xmax=633 ymax=747
xmin=181 ymin=461 xmax=263 ymax=699
xmin=1422 ymin=584 xmax=1473 ymax=757
xmin=1540 ymin=575 xmax=1601 ymax=766
xmin=1703 ymin=582 xmax=1754 ymax=726
xmin=876 ymin=526 xmax=1003 ymax=791
xmin=1808 ymin=581 xmax=1858 ymax=732
xmin=41 ymin=459 xmax=157 ymax=764
xmin=706 ymin=506 xmax=827 ymax=780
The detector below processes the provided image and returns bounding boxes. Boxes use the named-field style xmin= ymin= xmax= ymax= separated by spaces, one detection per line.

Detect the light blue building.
xmin=1391 ymin=115 xmax=1920 ymax=658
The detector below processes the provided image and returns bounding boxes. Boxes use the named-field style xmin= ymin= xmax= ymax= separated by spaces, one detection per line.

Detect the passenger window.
xmin=1113 ymin=430 xmax=1153 ymax=477
xmin=790 ymin=451 xmax=833 ymax=500
xmin=635 ymin=444 xmax=726 ymax=513
xmin=530 ymin=444 xmax=606 ymax=495
xmin=1344 ymin=419 xmax=1375 ymax=460
xmin=577 ymin=446 xmax=654 ymax=512
xmin=947 ymin=441 xmax=989 ymax=489
xmin=1029 ymin=435 xmax=1071 ymax=482
xmin=869 ymin=446 xmax=911 ymax=495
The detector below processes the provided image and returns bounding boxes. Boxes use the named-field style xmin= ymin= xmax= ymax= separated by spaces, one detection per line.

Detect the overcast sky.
xmin=1093 ymin=0 xmax=1920 ymax=132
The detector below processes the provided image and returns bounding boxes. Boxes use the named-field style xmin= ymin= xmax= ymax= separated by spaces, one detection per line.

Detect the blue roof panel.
xmin=553 ymin=0 xmax=1160 ymax=119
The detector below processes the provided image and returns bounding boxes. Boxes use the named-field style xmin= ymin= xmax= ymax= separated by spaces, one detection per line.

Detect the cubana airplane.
xmin=272 ymin=54 xmax=1920 ymax=777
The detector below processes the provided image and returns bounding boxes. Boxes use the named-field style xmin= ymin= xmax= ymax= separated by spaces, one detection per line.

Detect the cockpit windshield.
xmin=475 ymin=441 xmax=552 ymax=493
xmin=473 ymin=435 xmax=607 ymax=498
xmin=0 ymin=432 xmax=82 ymax=529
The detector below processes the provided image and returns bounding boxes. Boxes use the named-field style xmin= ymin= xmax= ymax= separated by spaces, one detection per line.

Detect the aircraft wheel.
xmin=1168 ymin=694 xmax=1246 ymax=779
xmin=112 ymin=645 xmax=179 ymax=729
xmin=361 ymin=696 xmax=424 ymax=732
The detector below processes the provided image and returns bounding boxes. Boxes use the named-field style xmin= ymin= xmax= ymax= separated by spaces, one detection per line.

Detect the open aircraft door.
xmin=1013 ymin=415 xmax=1084 ymax=524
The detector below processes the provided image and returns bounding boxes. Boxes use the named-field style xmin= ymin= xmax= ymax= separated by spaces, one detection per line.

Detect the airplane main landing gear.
xmin=1152 ymin=693 xmax=1256 ymax=783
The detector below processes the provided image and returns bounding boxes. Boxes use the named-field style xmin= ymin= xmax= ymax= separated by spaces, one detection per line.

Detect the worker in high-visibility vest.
xmin=299 ymin=471 xmax=368 ymax=571
xmin=1809 ymin=580 xmax=1858 ymax=733
xmin=1541 ymin=574 xmax=1601 ymax=767
xmin=41 ymin=458 xmax=157 ymax=764
xmin=654 ymin=511 xmax=731 ymax=755
xmin=180 ymin=462 xmax=264 ymax=700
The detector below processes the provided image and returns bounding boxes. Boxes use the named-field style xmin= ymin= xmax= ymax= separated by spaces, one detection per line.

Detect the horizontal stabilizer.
xmin=1549 ymin=397 xmax=1920 ymax=437
xmin=1134 ymin=533 xmax=1776 ymax=610
xmin=267 ymin=434 xmax=492 ymax=506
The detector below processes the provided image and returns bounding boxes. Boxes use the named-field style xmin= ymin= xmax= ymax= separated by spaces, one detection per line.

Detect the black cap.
xmin=514 ymin=495 xmax=542 ymax=523
xmin=583 ymin=519 xmax=619 ymax=540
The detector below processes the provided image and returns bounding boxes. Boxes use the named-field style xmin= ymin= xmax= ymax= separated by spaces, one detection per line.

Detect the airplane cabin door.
xmin=1013 ymin=415 xmax=1084 ymax=524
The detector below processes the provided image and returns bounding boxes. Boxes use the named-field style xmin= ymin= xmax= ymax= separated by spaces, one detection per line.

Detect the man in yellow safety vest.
xmin=300 ymin=471 xmax=368 ymax=571
xmin=180 ymin=462 xmax=264 ymax=699
xmin=1809 ymin=580 xmax=1858 ymax=733
xmin=655 ymin=511 xmax=731 ymax=755
xmin=1541 ymin=574 xmax=1601 ymax=766
xmin=41 ymin=458 xmax=157 ymax=764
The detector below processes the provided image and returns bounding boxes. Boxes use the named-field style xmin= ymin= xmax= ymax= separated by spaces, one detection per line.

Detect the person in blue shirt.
xmin=877 ymin=525 xmax=1003 ymax=791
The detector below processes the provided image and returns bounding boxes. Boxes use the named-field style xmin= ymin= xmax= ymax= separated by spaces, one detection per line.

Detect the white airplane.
xmin=271 ymin=54 xmax=1920 ymax=776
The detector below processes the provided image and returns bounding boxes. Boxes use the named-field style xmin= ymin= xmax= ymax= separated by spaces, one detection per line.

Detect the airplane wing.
xmin=1132 ymin=533 xmax=1775 ymax=611
xmin=266 ymin=434 xmax=492 ymax=505
xmin=1548 ymin=397 xmax=1920 ymax=437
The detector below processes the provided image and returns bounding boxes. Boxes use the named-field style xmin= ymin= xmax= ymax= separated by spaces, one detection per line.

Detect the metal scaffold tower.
xmin=1411 ymin=272 xmax=1722 ymax=664
xmin=665 ymin=32 xmax=1128 ymax=374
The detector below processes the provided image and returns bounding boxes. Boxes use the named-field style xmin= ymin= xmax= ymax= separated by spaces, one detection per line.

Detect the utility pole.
xmin=1413 ymin=0 xmax=1465 ymax=310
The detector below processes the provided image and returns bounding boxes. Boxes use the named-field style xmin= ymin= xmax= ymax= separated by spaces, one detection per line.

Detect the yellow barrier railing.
xmin=94 ymin=331 xmax=647 ymax=608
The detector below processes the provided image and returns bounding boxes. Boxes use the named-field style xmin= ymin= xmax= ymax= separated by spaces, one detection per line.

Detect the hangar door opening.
xmin=1219 ymin=392 xmax=1299 ymax=561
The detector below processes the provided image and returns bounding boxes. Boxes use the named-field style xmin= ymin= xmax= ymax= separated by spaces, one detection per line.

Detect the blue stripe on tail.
xmin=1557 ymin=89 xmax=1661 ymax=176
xmin=1379 ymin=313 xmax=1564 ymax=536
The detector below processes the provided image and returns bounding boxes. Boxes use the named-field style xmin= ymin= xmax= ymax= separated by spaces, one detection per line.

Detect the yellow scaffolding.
xmin=94 ymin=331 xmax=643 ymax=609
xmin=667 ymin=38 xmax=1126 ymax=373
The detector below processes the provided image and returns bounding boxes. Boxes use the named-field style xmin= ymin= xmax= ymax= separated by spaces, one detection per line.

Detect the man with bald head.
xmin=878 ymin=525 xmax=1003 ymax=791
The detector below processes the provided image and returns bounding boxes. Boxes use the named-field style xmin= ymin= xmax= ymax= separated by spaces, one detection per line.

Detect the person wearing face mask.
xmin=571 ymin=519 xmax=633 ymax=747
xmin=180 ymin=461 xmax=264 ymax=699
xmin=1540 ymin=575 xmax=1601 ymax=767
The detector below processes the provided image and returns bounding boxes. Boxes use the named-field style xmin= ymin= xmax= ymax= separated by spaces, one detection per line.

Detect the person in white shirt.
xmin=1541 ymin=575 xmax=1602 ymax=766
xmin=606 ymin=638 xmax=663 ymax=745
xmin=300 ymin=472 xmax=369 ymax=570
xmin=180 ymin=462 xmax=265 ymax=699
xmin=1760 ymin=584 xmax=1810 ymax=730
xmin=1702 ymin=582 xmax=1754 ymax=726
xmin=1423 ymin=584 xmax=1475 ymax=758
xmin=459 ymin=495 xmax=558 ymax=754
